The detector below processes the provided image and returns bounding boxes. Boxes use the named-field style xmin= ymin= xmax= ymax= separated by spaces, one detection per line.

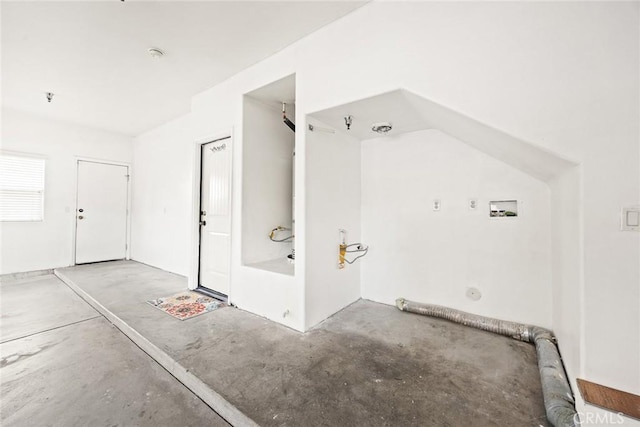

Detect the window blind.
xmin=0 ymin=154 xmax=45 ymax=221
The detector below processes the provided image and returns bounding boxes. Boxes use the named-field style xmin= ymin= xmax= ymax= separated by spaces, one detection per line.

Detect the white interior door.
xmin=199 ymin=138 xmax=232 ymax=296
xmin=75 ymin=161 xmax=128 ymax=264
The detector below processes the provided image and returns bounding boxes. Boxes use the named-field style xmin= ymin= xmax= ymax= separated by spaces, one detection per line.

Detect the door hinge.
xmin=125 ymin=174 xmax=130 ymax=181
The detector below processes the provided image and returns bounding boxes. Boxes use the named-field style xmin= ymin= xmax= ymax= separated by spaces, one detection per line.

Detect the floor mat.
xmin=147 ymin=291 xmax=225 ymax=320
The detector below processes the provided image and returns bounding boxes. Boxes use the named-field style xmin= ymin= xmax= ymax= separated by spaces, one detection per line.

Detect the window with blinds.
xmin=0 ymin=153 xmax=45 ymax=221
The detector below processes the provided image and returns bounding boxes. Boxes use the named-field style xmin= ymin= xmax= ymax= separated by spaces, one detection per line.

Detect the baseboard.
xmin=577 ymin=378 xmax=640 ymax=421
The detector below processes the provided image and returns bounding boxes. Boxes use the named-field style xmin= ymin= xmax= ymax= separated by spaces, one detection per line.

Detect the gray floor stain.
xmin=1 ymin=342 xmax=56 ymax=367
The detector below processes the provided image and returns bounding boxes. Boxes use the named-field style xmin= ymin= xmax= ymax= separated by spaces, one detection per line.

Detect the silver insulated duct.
xmin=395 ymin=298 xmax=578 ymax=427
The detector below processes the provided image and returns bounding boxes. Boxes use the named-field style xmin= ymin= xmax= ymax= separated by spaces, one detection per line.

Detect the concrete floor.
xmin=55 ymin=261 xmax=550 ymax=426
xmin=0 ymin=274 xmax=99 ymax=343
xmin=0 ymin=274 xmax=229 ymax=426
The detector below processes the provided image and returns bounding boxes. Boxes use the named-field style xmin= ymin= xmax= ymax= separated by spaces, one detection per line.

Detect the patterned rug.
xmin=147 ymin=291 xmax=226 ymax=320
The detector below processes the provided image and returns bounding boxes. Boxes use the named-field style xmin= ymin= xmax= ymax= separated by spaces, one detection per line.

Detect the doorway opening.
xmin=197 ymin=136 xmax=232 ymax=302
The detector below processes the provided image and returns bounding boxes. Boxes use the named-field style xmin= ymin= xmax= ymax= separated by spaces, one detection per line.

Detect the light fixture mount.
xmin=344 ymin=115 xmax=353 ymax=130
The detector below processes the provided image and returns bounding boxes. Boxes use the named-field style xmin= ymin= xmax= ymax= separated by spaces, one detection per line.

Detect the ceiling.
xmin=246 ymin=73 xmax=296 ymax=111
xmin=309 ymin=89 xmax=575 ymax=182
xmin=1 ymin=1 xmax=366 ymax=136
xmin=310 ymin=90 xmax=428 ymax=140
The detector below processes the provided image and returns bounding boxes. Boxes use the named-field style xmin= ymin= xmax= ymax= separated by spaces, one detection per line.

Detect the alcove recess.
xmin=241 ymin=74 xmax=296 ymax=275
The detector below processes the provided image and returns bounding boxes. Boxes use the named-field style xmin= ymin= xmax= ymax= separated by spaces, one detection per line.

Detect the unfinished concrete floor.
xmin=55 ymin=261 xmax=549 ymax=426
xmin=0 ymin=274 xmax=229 ymax=426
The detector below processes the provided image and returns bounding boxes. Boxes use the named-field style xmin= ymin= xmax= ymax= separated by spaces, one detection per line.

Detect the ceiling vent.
xmin=371 ymin=122 xmax=392 ymax=134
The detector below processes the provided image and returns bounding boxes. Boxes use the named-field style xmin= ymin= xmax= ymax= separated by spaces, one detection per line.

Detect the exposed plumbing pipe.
xmin=308 ymin=124 xmax=335 ymax=134
xmin=395 ymin=298 xmax=578 ymax=427
xmin=282 ymin=102 xmax=295 ymax=132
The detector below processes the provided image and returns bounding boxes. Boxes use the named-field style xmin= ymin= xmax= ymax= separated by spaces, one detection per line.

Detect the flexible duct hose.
xmin=396 ymin=298 xmax=578 ymax=427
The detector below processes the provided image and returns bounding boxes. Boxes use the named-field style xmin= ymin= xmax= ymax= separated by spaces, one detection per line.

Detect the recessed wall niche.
xmin=489 ymin=200 xmax=518 ymax=218
xmin=241 ymin=74 xmax=296 ymax=275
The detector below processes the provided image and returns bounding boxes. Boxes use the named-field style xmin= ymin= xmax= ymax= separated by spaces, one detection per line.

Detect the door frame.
xmin=72 ymin=157 xmax=132 ymax=266
xmin=189 ymin=129 xmax=234 ymax=295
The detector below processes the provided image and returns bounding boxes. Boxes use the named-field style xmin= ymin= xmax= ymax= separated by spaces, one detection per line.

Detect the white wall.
xmin=134 ymin=1 xmax=639 ymax=405
xmin=361 ymin=129 xmax=552 ymax=327
xmin=0 ymin=108 xmax=132 ymax=274
xmin=130 ymin=114 xmax=194 ymax=277
xmin=305 ymin=118 xmax=362 ymax=328
xmin=186 ymin=59 xmax=306 ymax=330
xmin=298 ymin=1 xmax=639 ymax=407
xmin=241 ymin=97 xmax=294 ymax=265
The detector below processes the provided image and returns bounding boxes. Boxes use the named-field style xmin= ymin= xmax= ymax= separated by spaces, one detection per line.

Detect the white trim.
xmin=189 ymin=129 xmax=234 ymax=296
xmin=72 ymin=157 xmax=132 ymax=266
xmin=0 ymin=149 xmax=47 ymax=159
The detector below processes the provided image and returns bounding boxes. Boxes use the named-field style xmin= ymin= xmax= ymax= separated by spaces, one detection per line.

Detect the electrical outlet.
xmin=469 ymin=199 xmax=477 ymax=210
xmin=433 ymin=199 xmax=441 ymax=211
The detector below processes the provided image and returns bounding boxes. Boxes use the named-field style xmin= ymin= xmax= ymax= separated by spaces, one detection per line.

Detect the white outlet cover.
xmin=469 ymin=199 xmax=477 ymax=210
xmin=621 ymin=206 xmax=640 ymax=231
xmin=433 ymin=199 xmax=441 ymax=211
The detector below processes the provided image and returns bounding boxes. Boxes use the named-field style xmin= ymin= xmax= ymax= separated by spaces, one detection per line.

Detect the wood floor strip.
xmin=577 ymin=378 xmax=640 ymax=420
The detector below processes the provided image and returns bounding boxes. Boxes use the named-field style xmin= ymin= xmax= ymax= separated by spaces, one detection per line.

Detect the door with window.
xmin=198 ymin=137 xmax=232 ymax=298
xmin=75 ymin=160 xmax=129 ymax=264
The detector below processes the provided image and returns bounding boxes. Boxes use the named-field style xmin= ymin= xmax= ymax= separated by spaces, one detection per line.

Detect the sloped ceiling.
xmin=1 ymin=1 xmax=366 ymax=136
xmin=309 ymin=89 xmax=577 ymax=182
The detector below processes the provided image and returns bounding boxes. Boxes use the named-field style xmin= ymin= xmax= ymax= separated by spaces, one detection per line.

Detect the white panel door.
xmin=75 ymin=161 xmax=128 ymax=264
xmin=199 ymin=138 xmax=232 ymax=296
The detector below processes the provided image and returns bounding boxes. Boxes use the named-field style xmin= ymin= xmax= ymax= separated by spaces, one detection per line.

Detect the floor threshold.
xmin=54 ymin=269 xmax=258 ymax=427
